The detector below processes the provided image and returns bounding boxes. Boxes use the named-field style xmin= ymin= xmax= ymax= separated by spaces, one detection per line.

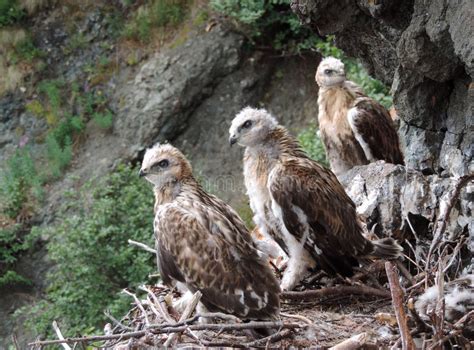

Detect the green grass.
xmin=18 ymin=164 xmax=156 ymax=337
xmin=11 ymin=35 xmax=44 ymax=62
xmin=123 ymin=0 xmax=190 ymax=42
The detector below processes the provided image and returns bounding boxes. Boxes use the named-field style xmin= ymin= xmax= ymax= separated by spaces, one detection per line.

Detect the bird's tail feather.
xmin=371 ymin=238 xmax=403 ymax=259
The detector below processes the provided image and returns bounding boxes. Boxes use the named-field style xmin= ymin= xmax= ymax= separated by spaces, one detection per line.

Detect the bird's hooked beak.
xmin=138 ymin=169 xmax=146 ymax=177
xmin=229 ymin=136 xmax=237 ymax=146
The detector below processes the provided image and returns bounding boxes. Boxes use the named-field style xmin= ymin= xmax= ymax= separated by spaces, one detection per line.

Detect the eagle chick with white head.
xmin=140 ymin=143 xmax=280 ymax=320
xmin=315 ymin=56 xmax=404 ymax=178
xmin=229 ymin=107 xmax=402 ymax=291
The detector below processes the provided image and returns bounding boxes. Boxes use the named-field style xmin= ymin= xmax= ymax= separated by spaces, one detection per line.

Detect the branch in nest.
xmin=52 ymin=321 xmax=72 ymax=350
xmin=122 ymin=289 xmax=150 ymax=326
xmin=164 ymin=291 xmax=202 ymax=347
xmin=385 ymin=261 xmax=415 ymax=350
xmin=329 ymin=332 xmax=377 ymax=350
xmin=244 ymin=329 xmax=293 ymax=348
xmin=128 ymin=239 xmax=157 ymax=254
xmin=28 ymin=321 xmax=303 ymax=347
xmin=281 ymin=285 xmax=390 ymax=301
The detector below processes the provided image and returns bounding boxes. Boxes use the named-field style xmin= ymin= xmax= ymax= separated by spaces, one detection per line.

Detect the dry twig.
xmin=282 ymin=285 xmax=390 ymax=300
xmin=122 ymin=289 xmax=150 ymax=326
xmin=244 ymin=328 xmax=293 ymax=348
xmin=104 ymin=310 xmax=134 ymax=331
xmin=139 ymin=285 xmax=176 ymax=324
xmin=164 ymin=291 xmax=202 ymax=347
xmin=385 ymin=262 xmax=415 ymax=350
xmin=29 ymin=321 xmax=303 ymax=347
xmin=11 ymin=334 xmax=20 ymax=350
xmin=52 ymin=321 xmax=73 ymax=350
xmin=329 ymin=332 xmax=377 ymax=350
xmin=128 ymin=239 xmax=157 ymax=254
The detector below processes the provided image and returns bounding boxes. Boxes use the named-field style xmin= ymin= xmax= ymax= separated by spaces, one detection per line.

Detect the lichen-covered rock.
xmin=291 ymin=0 xmax=473 ymax=177
xmin=339 ymin=162 xmax=472 ymax=271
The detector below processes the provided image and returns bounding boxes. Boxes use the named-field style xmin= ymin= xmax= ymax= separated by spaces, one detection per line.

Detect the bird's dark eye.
xmin=324 ymin=69 xmax=333 ymax=74
xmin=157 ymin=159 xmax=169 ymax=168
xmin=242 ymin=120 xmax=252 ymax=128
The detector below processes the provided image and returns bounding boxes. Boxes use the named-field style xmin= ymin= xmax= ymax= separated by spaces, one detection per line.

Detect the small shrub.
xmin=20 ymin=164 xmax=156 ymax=337
xmin=45 ymin=133 xmax=73 ymax=178
xmin=38 ymin=79 xmax=63 ymax=120
xmin=0 ymin=147 xmax=43 ymax=218
xmin=105 ymin=10 xmax=125 ymax=39
xmin=0 ymin=0 xmax=25 ymax=27
xmin=0 ymin=224 xmax=33 ymax=287
xmin=65 ymin=32 xmax=88 ymax=53
xmin=297 ymin=127 xmax=328 ymax=166
xmin=92 ymin=109 xmax=113 ymax=129
xmin=210 ymin=0 xmax=265 ymax=27
xmin=210 ymin=0 xmax=315 ymax=53
xmin=12 ymin=35 xmax=43 ymax=62
xmin=123 ymin=0 xmax=190 ymax=42
xmin=0 ymin=269 xmax=31 ymax=286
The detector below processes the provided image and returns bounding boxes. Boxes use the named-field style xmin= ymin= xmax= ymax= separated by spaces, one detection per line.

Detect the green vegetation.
xmin=0 ymin=148 xmax=42 ymax=288
xmin=123 ymin=0 xmax=190 ymax=42
xmin=19 ymin=165 xmax=156 ymax=337
xmin=0 ymin=147 xmax=43 ymax=218
xmin=26 ymin=79 xmax=113 ymax=179
xmin=92 ymin=109 xmax=113 ymax=129
xmin=0 ymin=224 xmax=33 ymax=287
xmin=64 ymin=32 xmax=88 ymax=54
xmin=11 ymin=35 xmax=43 ymax=62
xmin=210 ymin=0 xmax=316 ymax=53
xmin=0 ymin=0 xmax=25 ymax=27
xmin=297 ymin=127 xmax=328 ymax=166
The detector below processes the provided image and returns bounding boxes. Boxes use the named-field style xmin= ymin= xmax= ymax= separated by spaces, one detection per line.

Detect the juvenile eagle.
xmin=229 ymin=107 xmax=402 ymax=291
xmin=315 ymin=57 xmax=404 ymax=178
xmin=140 ymin=143 xmax=280 ymax=320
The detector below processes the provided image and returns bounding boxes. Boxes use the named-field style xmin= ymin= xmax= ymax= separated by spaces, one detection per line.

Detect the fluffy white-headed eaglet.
xmin=315 ymin=56 xmax=404 ymax=178
xmin=230 ymin=107 xmax=403 ymax=290
xmin=140 ymin=143 xmax=280 ymax=320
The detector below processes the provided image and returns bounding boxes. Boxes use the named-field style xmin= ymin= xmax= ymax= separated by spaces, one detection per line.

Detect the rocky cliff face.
xmin=291 ymin=0 xmax=473 ymax=270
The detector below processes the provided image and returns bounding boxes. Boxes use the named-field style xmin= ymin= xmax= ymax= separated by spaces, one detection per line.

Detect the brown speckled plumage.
xmin=316 ymin=57 xmax=404 ymax=178
xmin=230 ymin=108 xmax=402 ymax=290
xmin=141 ymin=144 xmax=280 ymax=320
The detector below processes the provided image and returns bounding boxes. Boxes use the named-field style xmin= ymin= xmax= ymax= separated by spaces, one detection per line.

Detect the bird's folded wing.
xmin=268 ymin=160 xmax=371 ymax=258
xmin=348 ymin=97 xmax=404 ymax=165
xmin=156 ymin=205 xmax=279 ymax=319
